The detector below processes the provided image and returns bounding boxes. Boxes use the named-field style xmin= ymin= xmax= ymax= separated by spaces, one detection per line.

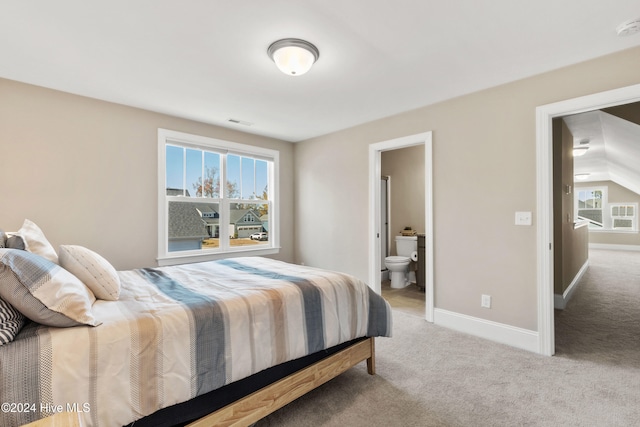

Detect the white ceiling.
xmin=1 ymin=1 xmax=640 ymax=142
xmin=567 ymin=110 xmax=640 ymax=195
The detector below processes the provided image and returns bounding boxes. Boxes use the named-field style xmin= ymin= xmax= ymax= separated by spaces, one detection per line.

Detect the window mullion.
xmin=182 ymin=147 xmax=187 ymax=196
xmin=220 ymin=153 xmax=229 ymax=251
xmin=200 ymin=151 xmax=205 ymax=198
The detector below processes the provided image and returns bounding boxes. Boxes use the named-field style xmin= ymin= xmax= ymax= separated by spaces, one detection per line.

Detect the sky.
xmin=166 ymin=145 xmax=269 ymax=199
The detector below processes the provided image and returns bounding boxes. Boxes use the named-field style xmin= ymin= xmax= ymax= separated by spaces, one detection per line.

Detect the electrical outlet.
xmin=481 ymin=294 xmax=491 ymax=308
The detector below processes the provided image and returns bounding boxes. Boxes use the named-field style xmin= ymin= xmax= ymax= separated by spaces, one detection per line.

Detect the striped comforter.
xmin=0 ymin=257 xmax=392 ymax=427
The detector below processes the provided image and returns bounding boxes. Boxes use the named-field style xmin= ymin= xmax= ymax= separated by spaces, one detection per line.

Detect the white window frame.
xmin=157 ymin=129 xmax=279 ymax=266
xmin=610 ymin=203 xmax=638 ymax=232
xmin=575 ymin=186 xmax=606 ymax=229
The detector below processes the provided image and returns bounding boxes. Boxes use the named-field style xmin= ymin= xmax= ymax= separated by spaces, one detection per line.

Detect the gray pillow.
xmin=6 ymin=235 xmax=25 ymax=250
xmin=0 ymin=249 xmax=98 ymax=327
xmin=0 ymin=230 xmax=6 ymax=248
xmin=0 ymin=297 xmax=25 ymax=346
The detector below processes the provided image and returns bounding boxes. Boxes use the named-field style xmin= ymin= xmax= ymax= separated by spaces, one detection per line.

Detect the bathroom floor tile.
xmin=381 ymin=280 xmax=425 ymax=318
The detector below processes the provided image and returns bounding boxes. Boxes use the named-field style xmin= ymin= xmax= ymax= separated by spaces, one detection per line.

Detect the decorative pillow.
xmin=0 ymin=249 xmax=98 ymax=327
xmin=0 ymin=297 xmax=26 ymax=346
xmin=0 ymin=230 xmax=6 ymax=248
xmin=6 ymin=235 xmax=26 ymax=250
xmin=59 ymin=245 xmax=121 ymax=301
xmin=17 ymin=219 xmax=58 ymax=264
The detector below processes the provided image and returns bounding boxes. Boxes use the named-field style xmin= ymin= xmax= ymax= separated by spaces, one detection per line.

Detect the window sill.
xmin=157 ymin=247 xmax=281 ymax=267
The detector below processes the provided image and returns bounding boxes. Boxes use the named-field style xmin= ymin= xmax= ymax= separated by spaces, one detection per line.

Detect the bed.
xmin=0 ymin=249 xmax=392 ymax=427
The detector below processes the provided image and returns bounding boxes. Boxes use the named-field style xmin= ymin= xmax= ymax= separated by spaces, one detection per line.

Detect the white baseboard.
xmin=589 ymin=243 xmax=640 ymax=252
xmin=554 ymin=259 xmax=589 ymax=310
xmin=433 ymin=308 xmax=539 ymax=353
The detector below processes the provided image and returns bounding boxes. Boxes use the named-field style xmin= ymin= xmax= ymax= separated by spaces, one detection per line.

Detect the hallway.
xmin=555 ymin=249 xmax=640 ymax=366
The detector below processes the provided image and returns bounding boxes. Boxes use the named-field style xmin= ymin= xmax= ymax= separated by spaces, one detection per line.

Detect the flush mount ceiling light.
xmin=575 ymin=173 xmax=591 ymax=181
xmin=573 ymin=146 xmax=589 ymax=157
xmin=573 ymin=138 xmax=589 ymax=156
xmin=267 ymin=38 xmax=319 ymax=76
xmin=617 ymin=18 xmax=640 ymax=36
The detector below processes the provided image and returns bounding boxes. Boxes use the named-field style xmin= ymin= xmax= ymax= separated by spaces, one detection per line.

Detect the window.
xmin=611 ymin=204 xmax=637 ymax=231
xmin=576 ymin=188 xmax=605 ymax=229
xmin=574 ymin=186 xmax=638 ymax=233
xmin=158 ymin=129 xmax=279 ymax=265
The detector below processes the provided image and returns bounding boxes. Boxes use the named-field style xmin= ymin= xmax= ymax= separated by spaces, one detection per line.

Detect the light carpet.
xmin=255 ymin=249 xmax=640 ymax=426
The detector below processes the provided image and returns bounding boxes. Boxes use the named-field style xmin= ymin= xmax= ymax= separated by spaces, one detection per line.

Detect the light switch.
xmin=515 ymin=211 xmax=532 ymax=226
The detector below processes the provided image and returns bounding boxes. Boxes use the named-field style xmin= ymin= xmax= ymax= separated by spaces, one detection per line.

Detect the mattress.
xmin=0 ymin=257 xmax=392 ymax=427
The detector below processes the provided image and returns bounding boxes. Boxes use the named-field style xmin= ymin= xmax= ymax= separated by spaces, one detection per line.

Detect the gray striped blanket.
xmin=0 ymin=257 xmax=392 ymax=427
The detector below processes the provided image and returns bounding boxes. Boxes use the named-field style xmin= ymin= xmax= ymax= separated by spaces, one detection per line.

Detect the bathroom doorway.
xmin=380 ymin=148 xmax=425 ymax=317
xmin=368 ymin=131 xmax=433 ymax=321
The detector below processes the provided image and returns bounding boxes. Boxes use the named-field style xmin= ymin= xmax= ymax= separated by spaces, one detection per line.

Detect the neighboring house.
xmin=167 ymin=201 xmax=209 ymax=252
xmin=166 ymin=188 xmax=191 ymax=197
xmin=260 ymin=214 xmax=269 ymax=232
xmin=230 ymin=208 xmax=265 ymax=238
xmin=201 ymin=209 xmax=220 ymax=238
xmin=166 ymin=188 xmax=211 ymax=252
xmin=167 ymin=193 xmax=265 ymax=246
xmin=199 ymin=208 xmax=264 ymax=239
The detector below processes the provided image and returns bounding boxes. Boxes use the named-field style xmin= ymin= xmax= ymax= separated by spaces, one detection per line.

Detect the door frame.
xmin=381 ymin=175 xmax=391 ymax=271
xmin=368 ymin=131 xmax=434 ymax=321
xmin=536 ymin=83 xmax=640 ymax=356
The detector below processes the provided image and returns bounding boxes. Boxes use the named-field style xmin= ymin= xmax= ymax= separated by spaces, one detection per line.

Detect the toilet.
xmin=385 ymin=235 xmax=418 ymax=289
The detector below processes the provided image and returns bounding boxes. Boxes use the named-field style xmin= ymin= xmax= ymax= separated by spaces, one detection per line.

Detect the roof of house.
xmin=168 ymin=202 xmax=209 ymax=239
xmin=166 ymin=188 xmax=191 ymax=197
xmin=230 ymin=208 xmax=262 ymax=225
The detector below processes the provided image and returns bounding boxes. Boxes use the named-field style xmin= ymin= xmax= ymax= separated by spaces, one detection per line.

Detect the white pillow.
xmin=59 ymin=245 xmax=121 ymax=301
xmin=17 ymin=219 xmax=58 ymax=264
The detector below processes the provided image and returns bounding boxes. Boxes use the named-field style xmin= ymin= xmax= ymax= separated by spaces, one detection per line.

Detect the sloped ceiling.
xmin=565 ymin=104 xmax=640 ymax=195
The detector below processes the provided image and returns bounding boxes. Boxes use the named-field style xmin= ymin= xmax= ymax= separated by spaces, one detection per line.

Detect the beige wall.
xmin=576 ymin=180 xmax=640 ymax=246
xmin=3 ymin=46 xmax=640 ymax=333
xmin=0 ymin=78 xmax=295 ymax=270
xmin=294 ymin=46 xmax=640 ymax=331
xmin=381 ymin=145 xmax=425 ymax=255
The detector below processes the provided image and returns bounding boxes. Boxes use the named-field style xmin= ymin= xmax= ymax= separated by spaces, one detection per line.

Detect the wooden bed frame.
xmin=186 ymin=337 xmax=376 ymax=427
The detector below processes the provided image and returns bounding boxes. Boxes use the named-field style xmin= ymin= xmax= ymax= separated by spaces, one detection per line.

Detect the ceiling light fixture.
xmin=573 ymin=146 xmax=589 ymax=157
xmin=267 ymin=38 xmax=319 ymax=76
xmin=616 ymin=18 xmax=640 ymax=37
xmin=575 ymin=173 xmax=590 ymax=181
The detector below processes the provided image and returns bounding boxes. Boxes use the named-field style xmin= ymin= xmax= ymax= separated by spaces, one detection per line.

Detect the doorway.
xmin=368 ymin=131 xmax=433 ymax=321
xmin=536 ymin=83 xmax=640 ymax=356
